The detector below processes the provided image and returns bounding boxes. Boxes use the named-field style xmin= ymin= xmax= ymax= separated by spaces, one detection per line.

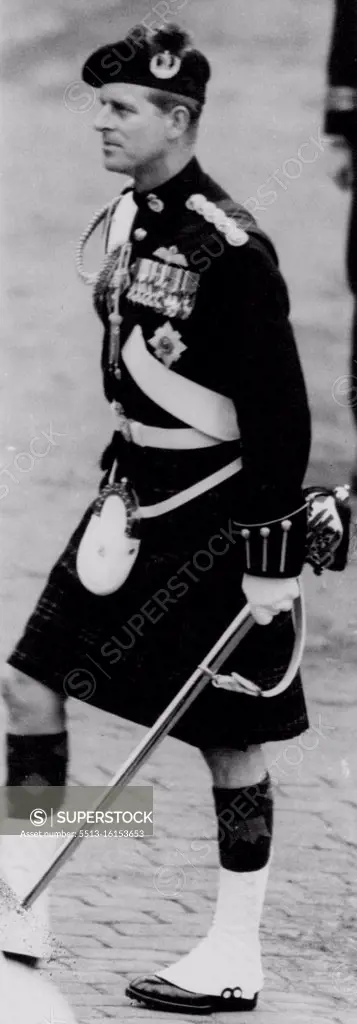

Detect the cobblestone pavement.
xmin=1 ymin=565 xmax=356 ymax=1024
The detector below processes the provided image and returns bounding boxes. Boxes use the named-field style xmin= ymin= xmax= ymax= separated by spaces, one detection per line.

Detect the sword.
xmin=0 ymin=602 xmax=258 ymax=962
xmin=19 ymin=598 xmax=257 ymax=913
xmin=2 ymin=483 xmax=349 ymax=933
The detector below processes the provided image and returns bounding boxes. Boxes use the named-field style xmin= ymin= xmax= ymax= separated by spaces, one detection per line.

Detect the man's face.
xmin=94 ymin=83 xmax=171 ymax=174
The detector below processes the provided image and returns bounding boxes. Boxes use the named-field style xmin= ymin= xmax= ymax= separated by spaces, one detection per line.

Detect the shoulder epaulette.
xmin=185 ymin=193 xmax=249 ymax=247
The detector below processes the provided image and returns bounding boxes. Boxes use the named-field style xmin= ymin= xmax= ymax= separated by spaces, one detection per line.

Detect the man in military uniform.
xmin=325 ymin=0 xmax=357 ymax=491
xmin=2 ymin=24 xmax=311 ymax=1014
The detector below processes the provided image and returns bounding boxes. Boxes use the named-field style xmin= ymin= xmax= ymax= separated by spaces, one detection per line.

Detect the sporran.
xmin=76 ymin=475 xmax=141 ymax=596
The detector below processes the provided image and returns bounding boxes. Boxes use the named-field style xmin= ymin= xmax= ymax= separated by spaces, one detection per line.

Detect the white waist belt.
xmin=138 ymin=457 xmax=242 ymax=518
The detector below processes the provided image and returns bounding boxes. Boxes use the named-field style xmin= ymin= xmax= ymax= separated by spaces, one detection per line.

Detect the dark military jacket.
xmin=93 ymin=157 xmax=311 ymax=577
xmin=325 ymin=0 xmax=357 ymax=141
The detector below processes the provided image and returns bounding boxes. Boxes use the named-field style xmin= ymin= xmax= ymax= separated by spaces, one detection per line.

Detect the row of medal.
xmin=125 ymin=257 xmax=200 ymax=320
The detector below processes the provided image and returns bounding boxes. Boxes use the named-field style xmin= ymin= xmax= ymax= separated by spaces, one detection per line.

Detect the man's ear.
xmin=167 ymin=105 xmax=191 ymax=139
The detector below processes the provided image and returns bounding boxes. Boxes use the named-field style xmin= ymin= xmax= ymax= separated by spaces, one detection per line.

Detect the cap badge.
xmin=150 ymin=51 xmax=181 ymax=79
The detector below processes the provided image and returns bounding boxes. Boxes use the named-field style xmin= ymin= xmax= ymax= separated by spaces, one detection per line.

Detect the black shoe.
xmin=126 ymin=975 xmax=258 ymax=1014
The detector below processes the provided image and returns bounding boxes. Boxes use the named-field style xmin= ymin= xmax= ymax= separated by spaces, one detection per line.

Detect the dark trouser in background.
xmin=347 ymin=147 xmax=357 ymax=453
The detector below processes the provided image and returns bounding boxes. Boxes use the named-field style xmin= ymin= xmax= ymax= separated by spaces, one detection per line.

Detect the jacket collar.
xmin=132 ymin=156 xmax=204 ymax=213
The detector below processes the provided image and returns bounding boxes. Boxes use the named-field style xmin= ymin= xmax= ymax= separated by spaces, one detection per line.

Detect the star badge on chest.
xmin=147 ymin=322 xmax=187 ymax=367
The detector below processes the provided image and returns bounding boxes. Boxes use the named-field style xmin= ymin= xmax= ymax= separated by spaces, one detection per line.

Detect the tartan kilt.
xmin=7 ymin=437 xmax=309 ymax=750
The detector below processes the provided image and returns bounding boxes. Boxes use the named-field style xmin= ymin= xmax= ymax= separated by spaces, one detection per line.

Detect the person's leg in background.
xmin=1 ymin=666 xmax=68 ymax=960
xmin=347 ymin=145 xmax=357 ymax=490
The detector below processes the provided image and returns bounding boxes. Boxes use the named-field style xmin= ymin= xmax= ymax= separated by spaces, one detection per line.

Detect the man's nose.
xmin=94 ymin=104 xmax=114 ymax=131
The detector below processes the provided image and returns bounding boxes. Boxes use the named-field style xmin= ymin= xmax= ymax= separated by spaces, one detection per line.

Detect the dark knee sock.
xmin=213 ymin=773 xmax=273 ymax=871
xmin=5 ymin=731 xmax=68 ymax=817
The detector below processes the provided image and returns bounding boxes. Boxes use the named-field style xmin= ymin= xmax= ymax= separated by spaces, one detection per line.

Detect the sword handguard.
xmin=304 ymin=484 xmax=351 ymax=575
xmin=203 ymin=583 xmax=306 ymax=700
xmin=209 ymin=483 xmax=352 ymax=699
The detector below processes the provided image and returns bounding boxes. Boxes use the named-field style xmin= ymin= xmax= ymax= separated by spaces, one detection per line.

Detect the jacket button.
xmin=147 ymin=194 xmax=164 ymax=213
